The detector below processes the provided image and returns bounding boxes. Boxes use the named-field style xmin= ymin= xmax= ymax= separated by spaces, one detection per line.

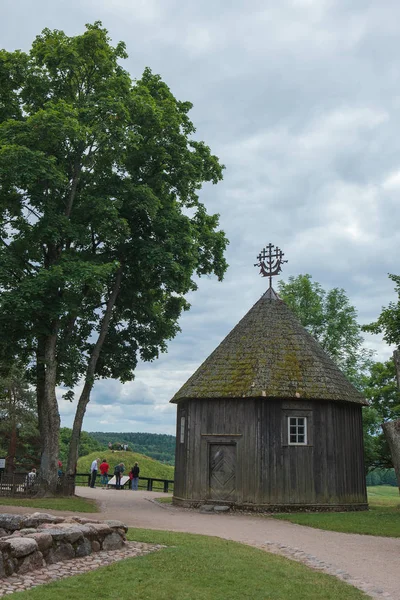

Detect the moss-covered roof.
xmin=171 ymin=288 xmax=367 ymax=405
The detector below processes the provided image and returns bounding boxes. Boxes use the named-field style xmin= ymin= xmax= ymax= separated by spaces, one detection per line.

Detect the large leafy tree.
xmin=364 ymin=274 xmax=400 ymax=489
xmin=0 ymin=23 xmax=228 ymax=493
xmin=278 ymin=274 xmax=374 ymax=387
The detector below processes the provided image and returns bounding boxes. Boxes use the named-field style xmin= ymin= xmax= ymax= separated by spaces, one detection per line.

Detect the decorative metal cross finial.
xmin=254 ymin=243 xmax=288 ymax=288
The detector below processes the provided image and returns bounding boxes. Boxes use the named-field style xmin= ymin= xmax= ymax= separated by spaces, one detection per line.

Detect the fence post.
xmin=163 ymin=480 xmax=168 ymax=493
xmin=147 ymin=478 xmax=152 ymax=491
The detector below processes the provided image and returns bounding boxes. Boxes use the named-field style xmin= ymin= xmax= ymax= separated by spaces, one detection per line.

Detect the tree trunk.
xmin=381 ymin=349 xmax=400 ymax=492
xmin=66 ymin=267 xmax=123 ymax=481
xmin=394 ymin=349 xmax=400 ymax=389
xmin=36 ymin=331 xmax=61 ymax=496
xmin=382 ymin=420 xmax=400 ymax=493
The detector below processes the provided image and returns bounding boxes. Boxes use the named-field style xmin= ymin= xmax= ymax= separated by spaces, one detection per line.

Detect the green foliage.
xmin=278 ymin=274 xmax=374 ymax=389
xmin=0 ymin=22 xmax=228 ymax=482
xmin=361 ymin=359 xmax=399 ymax=471
xmin=0 ymin=21 xmax=228 ymax=385
xmin=366 ymin=469 xmax=398 ymax=486
xmin=363 ymin=359 xmax=400 ymax=422
xmin=89 ymin=431 xmax=175 ymax=464
xmin=363 ymin=274 xmax=400 ymax=346
xmin=77 ymin=450 xmax=174 ymax=481
xmin=58 ymin=427 xmax=103 ymax=465
xmin=15 ymin=530 xmax=365 ymax=600
xmin=0 ymin=364 xmax=40 ymax=470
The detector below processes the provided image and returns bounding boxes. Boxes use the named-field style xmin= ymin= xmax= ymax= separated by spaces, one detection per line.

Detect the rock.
xmin=104 ymin=520 xmax=128 ymax=533
xmin=199 ymin=505 xmax=215 ymax=512
xmin=87 ymin=522 xmax=112 ymax=536
xmin=22 ymin=513 xmax=64 ymax=528
xmin=25 ymin=532 xmax=53 ymax=552
xmin=0 ymin=553 xmax=4 ymax=577
xmin=4 ymin=558 xmax=15 ymax=576
xmin=71 ymin=517 xmax=101 ymax=525
xmin=213 ymin=505 xmax=230 ymax=512
xmin=91 ymin=540 xmax=101 ymax=552
xmin=0 ymin=527 xmax=8 ymax=537
xmin=75 ymin=538 xmax=92 ymax=558
xmin=0 ymin=514 xmax=24 ymax=531
xmin=9 ymin=537 xmax=38 ymax=558
xmin=0 ymin=538 xmax=11 ymax=552
xmin=19 ymin=528 xmax=38 ymax=536
xmin=52 ymin=542 xmax=75 ymax=563
xmin=16 ymin=550 xmax=45 ymax=574
xmin=38 ymin=526 xmax=83 ymax=544
xmin=102 ymin=532 xmax=124 ymax=551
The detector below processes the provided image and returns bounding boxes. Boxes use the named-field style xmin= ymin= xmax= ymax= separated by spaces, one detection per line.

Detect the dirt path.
xmin=2 ymin=488 xmax=399 ymax=599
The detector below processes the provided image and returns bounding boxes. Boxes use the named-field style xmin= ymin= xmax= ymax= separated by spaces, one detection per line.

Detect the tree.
xmin=0 ymin=23 xmax=228 ymax=493
xmin=278 ymin=274 xmax=374 ymax=387
xmin=364 ymin=274 xmax=400 ymax=490
xmin=0 ymin=364 xmax=40 ymax=472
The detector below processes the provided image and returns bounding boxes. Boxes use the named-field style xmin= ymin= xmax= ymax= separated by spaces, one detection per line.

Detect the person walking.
xmin=26 ymin=468 xmax=36 ymax=489
xmin=99 ymin=459 xmax=110 ymax=488
xmin=90 ymin=458 xmax=100 ymax=488
xmin=114 ymin=462 xmax=125 ymax=489
xmin=130 ymin=462 xmax=140 ymax=491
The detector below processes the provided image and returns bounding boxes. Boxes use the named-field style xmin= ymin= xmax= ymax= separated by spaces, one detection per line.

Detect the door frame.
xmin=201 ymin=434 xmax=243 ymax=504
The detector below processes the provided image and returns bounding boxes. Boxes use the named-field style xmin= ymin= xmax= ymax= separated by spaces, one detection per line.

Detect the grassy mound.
xmin=77 ymin=450 xmax=175 ymax=481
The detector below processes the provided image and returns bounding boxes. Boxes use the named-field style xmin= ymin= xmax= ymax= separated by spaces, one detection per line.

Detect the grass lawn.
xmin=0 ymin=495 xmax=98 ymax=513
xmin=155 ymin=496 xmax=173 ymax=504
xmin=272 ymin=486 xmax=400 ymax=537
xmin=15 ymin=528 xmax=366 ymax=600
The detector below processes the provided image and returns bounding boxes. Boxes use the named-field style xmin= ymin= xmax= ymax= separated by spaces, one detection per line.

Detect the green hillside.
xmin=77 ymin=450 xmax=175 ymax=480
xmin=88 ymin=432 xmax=175 ymax=465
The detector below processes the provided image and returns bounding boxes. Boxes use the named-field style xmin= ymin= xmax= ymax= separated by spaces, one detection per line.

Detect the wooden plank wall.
xmin=175 ymin=398 xmax=367 ymax=506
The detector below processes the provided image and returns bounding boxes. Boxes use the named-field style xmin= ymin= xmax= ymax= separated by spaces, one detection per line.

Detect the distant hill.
xmin=78 ymin=450 xmax=175 ymax=481
xmin=88 ymin=432 xmax=176 ymax=465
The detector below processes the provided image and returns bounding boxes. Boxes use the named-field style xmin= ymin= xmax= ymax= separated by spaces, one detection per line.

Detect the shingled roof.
xmin=171 ymin=287 xmax=367 ymax=405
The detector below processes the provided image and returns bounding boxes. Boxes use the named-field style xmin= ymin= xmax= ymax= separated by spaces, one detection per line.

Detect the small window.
xmin=180 ymin=416 xmax=185 ymax=444
xmin=288 ymin=416 xmax=307 ymax=445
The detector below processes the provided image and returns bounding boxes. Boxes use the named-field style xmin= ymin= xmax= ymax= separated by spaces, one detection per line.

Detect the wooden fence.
xmin=0 ymin=472 xmax=173 ymax=497
xmin=0 ymin=473 xmax=75 ymax=497
xmin=75 ymin=473 xmax=174 ymax=493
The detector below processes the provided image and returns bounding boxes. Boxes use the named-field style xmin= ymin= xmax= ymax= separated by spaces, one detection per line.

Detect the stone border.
xmin=0 ymin=541 xmax=163 ymax=596
xmin=260 ymin=541 xmax=393 ymax=600
xmin=0 ymin=513 xmax=130 ymax=578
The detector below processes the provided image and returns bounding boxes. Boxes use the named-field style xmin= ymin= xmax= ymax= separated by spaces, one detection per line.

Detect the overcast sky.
xmin=2 ymin=0 xmax=400 ymax=435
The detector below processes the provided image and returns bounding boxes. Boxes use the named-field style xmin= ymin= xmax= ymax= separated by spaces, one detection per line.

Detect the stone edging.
xmin=0 ymin=541 xmax=163 ymax=597
xmin=0 ymin=512 xmax=129 ymax=578
xmin=259 ymin=541 xmax=393 ymax=600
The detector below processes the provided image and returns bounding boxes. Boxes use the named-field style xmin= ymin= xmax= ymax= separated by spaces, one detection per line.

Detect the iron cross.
xmin=254 ymin=243 xmax=288 ymax=288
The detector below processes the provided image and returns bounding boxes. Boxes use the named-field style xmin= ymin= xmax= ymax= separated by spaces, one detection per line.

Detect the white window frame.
xmin=180 ymin=416 xmax=185 ymax=444
xmin=288 ymin=416 xmax=307 ymax=445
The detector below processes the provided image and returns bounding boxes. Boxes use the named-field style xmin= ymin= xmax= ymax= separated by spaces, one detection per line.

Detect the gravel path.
xmin=2 ymin=487 xmax=400 ymax=599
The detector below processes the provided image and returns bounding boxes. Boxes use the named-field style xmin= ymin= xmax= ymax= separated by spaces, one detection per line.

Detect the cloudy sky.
xmin=2 ymin=0 xmax=400 ymax=435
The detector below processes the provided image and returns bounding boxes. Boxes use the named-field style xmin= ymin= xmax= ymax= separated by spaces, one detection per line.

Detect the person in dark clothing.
xmin=130 ymin=462 xmax=140 ymax=491
xmin=114 ymin=463 xmax=125 ymax=489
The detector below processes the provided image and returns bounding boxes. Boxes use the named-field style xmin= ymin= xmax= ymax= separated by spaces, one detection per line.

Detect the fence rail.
xmin=0 ymin=472 xmax=174 ymax=497
xmin=0 ymin=472 xmax=75 ymax=497
xmin=75 ymin=473 xmax=174 ymax=493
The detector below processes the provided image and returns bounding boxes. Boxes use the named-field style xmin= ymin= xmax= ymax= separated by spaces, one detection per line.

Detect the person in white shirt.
xmin=90 ymin=458 xmax=100 ymax=488
xmin=26 ymin=468 xmax=36 ymax=488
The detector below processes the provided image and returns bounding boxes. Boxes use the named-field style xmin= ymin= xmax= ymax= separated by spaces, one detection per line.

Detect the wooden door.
xmin=209 ymin=443 xmax=236 ymax=501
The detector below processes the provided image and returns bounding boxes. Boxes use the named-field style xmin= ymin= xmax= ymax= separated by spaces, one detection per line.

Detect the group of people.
xmin=90 ymin=458 xmax=140 ymax=490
